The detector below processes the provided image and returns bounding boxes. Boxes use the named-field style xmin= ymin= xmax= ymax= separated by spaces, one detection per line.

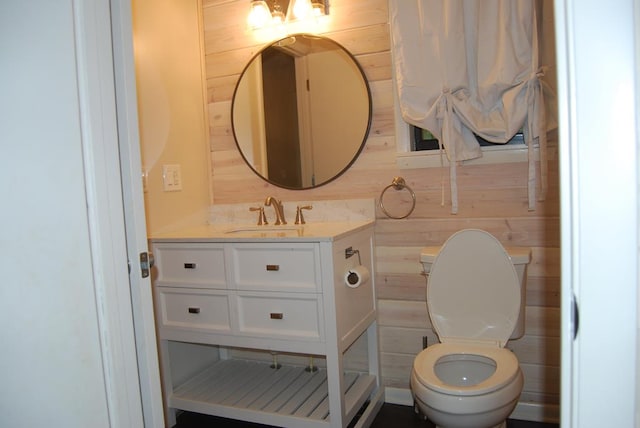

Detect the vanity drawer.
xmin=230 ymin=243 xmax=320 ymax=292
xmin=236 ymin=293 xmax=323 ymax=341
xmin=154 ymin=243 xmax=227 ymax=288
xmin=157 ymin=287 xmax=231 ymax=334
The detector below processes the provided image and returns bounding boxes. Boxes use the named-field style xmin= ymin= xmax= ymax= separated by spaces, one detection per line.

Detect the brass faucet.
xmin=264 ymin=196 xmax=286 ymax=225
xmin=249 ymin=206 xmax=267 ymax=225
xmin=295 ymin=205 xmax=313 ymax=225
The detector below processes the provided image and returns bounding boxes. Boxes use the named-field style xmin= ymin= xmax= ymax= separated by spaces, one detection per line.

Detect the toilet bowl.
xmin=411 ymin=229 xmax=531 ymax=428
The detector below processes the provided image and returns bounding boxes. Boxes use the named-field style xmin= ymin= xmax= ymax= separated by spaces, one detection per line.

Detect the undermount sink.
xmin=224 ymin=226 xmax=303 ymax=237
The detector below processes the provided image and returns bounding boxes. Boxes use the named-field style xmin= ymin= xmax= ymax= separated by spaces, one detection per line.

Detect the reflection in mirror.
xmin=232 ymin=34 xmax=372 ymax=190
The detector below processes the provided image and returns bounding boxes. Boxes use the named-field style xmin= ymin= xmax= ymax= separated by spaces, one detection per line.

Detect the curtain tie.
xmin=528 ymin=66 xmax=547 ymax=87
xmin=435 ymin=88 xmax=458 ymax=214
xmin=436 ymin=89 xmax=450 ymax=120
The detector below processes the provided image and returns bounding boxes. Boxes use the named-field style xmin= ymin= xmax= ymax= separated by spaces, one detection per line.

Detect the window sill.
xmin=396 ymin=144 xmax=544 ymax=169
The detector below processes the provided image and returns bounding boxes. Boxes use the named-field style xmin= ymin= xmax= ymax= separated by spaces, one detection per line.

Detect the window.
xmin=412 ymin=126 xmax=525 ymax=152
xmin=394 ymin=107 xmax=537 ymax=170
xmin=391 ymin=73 xmax=536 ymax=170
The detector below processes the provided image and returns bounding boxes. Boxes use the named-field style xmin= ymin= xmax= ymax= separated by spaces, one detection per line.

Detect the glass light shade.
xmin=290 ymin=0 xmax=313 ymax=20
xmin=271 ymin=2 xmax=285 ymax=24
xmin=248 ymin=0 xmax=271 ymax=28
xmin=311 ymin=0 xmax=325 ymax=16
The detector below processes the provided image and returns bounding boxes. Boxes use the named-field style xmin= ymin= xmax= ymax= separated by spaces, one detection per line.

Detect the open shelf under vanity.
xmin=170 ymin=358 xmax=377 ymax=428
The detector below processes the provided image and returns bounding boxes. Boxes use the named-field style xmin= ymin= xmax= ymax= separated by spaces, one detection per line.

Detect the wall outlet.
xmin=162 ymin=164 xmax=183 ymax=192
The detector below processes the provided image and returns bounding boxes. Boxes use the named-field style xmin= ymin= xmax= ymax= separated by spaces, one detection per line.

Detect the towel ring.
xmin=379 ymin=176 xmax=416 ymax=219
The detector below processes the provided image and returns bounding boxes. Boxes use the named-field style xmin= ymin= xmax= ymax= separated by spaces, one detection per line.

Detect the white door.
xmin=110 ymin=0 xmax=166 ymax=426
xmin=556 ymin=0 xmax=639 ymax=426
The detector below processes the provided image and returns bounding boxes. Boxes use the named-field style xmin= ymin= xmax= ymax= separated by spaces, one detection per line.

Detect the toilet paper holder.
xmin=344 ymin=247 xmax=370 ymax=288
xmin=345 ymin=246 xmax=361 ymax=264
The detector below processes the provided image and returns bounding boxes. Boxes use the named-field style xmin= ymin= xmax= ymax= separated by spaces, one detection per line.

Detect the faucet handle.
xmin=249 ymin=206 xmax=267 ymax=225
xmin=295 ymin=205 xmax=313 ymax=225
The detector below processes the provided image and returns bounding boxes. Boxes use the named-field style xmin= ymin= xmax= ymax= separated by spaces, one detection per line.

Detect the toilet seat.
xmin=427 ymin=229 xmax=521 ymax=347
xmin=413 ymin=343 xmax=520 ymax=396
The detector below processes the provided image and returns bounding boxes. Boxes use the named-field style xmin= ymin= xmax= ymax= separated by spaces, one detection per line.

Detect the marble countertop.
xmin=149 ymin=220 xmax=375 ymax=243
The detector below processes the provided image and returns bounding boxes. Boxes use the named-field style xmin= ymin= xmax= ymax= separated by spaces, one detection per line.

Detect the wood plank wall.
xmin=202 ymin=0 xmax=560 ymax=413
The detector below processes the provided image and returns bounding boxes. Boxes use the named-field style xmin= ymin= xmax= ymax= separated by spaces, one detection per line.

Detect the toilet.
xmin=411 ymin=229 xmax=531 ymax=428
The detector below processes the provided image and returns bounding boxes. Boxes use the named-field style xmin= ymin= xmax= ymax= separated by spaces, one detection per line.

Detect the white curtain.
xmin=390 ymin=0 xmax=551 ymax=213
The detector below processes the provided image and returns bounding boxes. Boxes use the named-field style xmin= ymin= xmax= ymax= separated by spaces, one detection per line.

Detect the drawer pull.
xmin=270 ymin=312 xmax=283 ymax=320
xmin=184 ymin=263 xmax=197 ymax=269
xmin=188 ymin=307 xmax=201 ymax=314
xmin=266 ymin=264 xmax=280 ymax=271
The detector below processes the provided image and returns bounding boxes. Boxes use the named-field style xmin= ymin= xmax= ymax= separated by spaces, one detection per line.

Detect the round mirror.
xmin=231 ymin=34 xmax=372 ymax=190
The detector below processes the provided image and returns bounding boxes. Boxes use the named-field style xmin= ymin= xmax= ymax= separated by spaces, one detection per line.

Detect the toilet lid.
xmin=427 ymin=229 xmax=520 ymax=347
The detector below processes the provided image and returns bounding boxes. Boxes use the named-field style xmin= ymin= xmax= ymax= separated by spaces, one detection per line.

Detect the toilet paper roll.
xmin=344 ymin=265 xmax=370 ymax=288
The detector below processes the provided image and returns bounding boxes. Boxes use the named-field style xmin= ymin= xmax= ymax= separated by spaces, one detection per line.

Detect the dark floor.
xmin=174 ymin=403 xmax=559 ymax=428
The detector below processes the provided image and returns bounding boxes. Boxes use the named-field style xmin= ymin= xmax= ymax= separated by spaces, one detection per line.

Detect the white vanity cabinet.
xmin=150 ymin=223 xmax=382 ymax=428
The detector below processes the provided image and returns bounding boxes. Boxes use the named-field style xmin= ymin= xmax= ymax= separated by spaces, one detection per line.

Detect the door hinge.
xmin=139 ymin=252 xmax=154 ymax=278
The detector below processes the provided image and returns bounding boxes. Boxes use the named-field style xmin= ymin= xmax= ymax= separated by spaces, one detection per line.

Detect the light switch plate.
xmin=162 ymin=164 xmax=182 ymax=192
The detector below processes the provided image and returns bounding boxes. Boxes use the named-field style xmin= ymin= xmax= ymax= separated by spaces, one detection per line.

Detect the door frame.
xmin=555 ymin=0 xmax=639 ymax=426
xmin=77 ymin=0 xmax=165 ymax=425
xmin=74 ymin=0 xmax=150 ymax=425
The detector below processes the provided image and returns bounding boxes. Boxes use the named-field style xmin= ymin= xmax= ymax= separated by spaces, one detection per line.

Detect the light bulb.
xmin=271 ymin=1 xmax=285 ymax=24
xmin=311 ymin=1 xmax=325 ymax=17
xmin=248 ymin=0 xmax=271 ymax=28
xmin=291 ymin=0 xmax=313 ymax=20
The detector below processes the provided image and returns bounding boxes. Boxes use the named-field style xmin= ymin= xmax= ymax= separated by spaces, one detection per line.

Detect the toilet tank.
xmin=420 ymin=245 xmax=531 ymax=340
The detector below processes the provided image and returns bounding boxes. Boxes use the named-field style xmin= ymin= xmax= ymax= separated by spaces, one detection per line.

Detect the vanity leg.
xmin=158 ymin=340 xmax=177 ymax=427
xmin=325 ymin=345 xmax=347 ymax=428
xmin=218 ymin=346 xmax=230 ymax=360
xmin=367 ymin=321 xmax=380 ymax=386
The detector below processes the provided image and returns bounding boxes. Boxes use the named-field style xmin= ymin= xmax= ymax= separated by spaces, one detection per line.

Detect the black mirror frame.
xmin=230 ymin=33 xmax=372 ymax=190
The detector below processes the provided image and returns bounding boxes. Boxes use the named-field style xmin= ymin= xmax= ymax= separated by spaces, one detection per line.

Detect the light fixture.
xmin=248 ymin=0 xmax=328 ymax=31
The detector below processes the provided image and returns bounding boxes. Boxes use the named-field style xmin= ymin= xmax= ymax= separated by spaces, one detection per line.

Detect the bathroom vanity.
xmin=150 ymin=220 xmax=382 ymax=428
